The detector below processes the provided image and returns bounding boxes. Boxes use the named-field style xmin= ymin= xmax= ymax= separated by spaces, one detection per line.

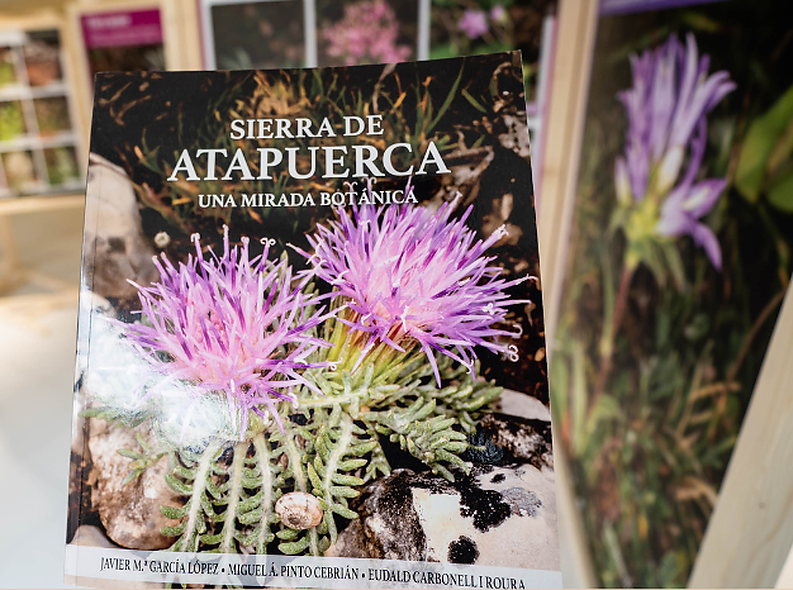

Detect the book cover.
xmin=65 ymin=52 xmax=561 ymax=588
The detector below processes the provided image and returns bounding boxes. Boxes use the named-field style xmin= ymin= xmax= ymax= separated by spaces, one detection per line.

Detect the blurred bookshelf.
xmin=0 ymin=27 xmax=82 ymax=199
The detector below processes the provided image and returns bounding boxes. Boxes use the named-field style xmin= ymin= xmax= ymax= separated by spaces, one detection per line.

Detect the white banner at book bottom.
xmin=64 ymin=544 xmax=563 ymax=589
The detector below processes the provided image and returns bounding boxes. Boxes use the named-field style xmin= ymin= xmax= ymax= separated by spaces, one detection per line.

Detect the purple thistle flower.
xmin=125 ymin=227 xmax=330 ymax=437
xmin=296 ymin=196 xmax=528 ymax=385
xmin=615 ymin=33 xmax=735 ymax=269
xmin=458 ymin=9 xmax=489 ymax=40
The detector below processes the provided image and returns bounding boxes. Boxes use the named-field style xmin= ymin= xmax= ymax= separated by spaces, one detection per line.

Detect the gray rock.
xmin=327 ymin=469 xmax=427 ymax=561
xmin=87 ymin=420 xmax=181 ymax=550
xmin=328 ymin=465 xmax=559 ymax=571
xmin=497 ymin=388 xmax=551 ymax=422
xmin=83 ymin=154 xmax=158 ymax=301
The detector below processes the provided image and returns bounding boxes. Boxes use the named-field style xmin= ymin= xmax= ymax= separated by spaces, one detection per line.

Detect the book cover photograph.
xmin=66 ymin=52 xmax=561 ymax=588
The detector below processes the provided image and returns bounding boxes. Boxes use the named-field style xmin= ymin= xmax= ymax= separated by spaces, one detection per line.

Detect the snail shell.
xmin=153 ymin=231 xmax=171 ymax=248
xmin=275 ymin=491 xmax=323 ymax=530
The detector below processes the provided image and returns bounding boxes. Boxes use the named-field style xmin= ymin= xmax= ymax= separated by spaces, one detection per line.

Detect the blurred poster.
xmin=429 ymin=1 xmax=558 ymax=194
xmin=80 ymin=8 xmax=166 ymax=80
xmin=315 ymin=0 xmax=420 ymax=67
xmin=550 ymin=0 xmax=793 ymax=586
xmin=201 ymin=0 xmax=425 ymax=70
xmin=201 ymin=0 xmax=307 ymax=69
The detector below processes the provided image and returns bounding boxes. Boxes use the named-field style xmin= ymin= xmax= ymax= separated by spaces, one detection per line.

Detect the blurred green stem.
xmin=726 ymin=287 xmax=786 ymax=383
xmin=594 ymin=260 xmax=637 ymax=403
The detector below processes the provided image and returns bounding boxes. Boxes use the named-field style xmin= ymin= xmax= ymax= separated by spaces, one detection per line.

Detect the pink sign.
xmin=600 ymin=0 xmax=729 ymax=15
xmin=81 ymin=9 xmax=162 ymax=49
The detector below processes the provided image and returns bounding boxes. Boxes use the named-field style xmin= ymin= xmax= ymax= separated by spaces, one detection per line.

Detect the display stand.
xmin=0 ymin=0 xmax=202 ymax=311
xmin=0 ymin=12 xmax=84 ymax=198
xmin=0 ymin=7 xmax=84 ymax=309
xmin=0 ymin=193 xmax=82 ymax=309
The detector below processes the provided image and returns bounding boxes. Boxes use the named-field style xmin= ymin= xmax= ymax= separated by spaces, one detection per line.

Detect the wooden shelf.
xmin=0 ymin=192 xmax=83 ymax=299
xmin=0 ymin=191 xmax=83 ymax=215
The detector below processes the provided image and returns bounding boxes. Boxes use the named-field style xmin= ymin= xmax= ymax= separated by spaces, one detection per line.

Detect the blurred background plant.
xmin=0 ymin=47 xmax=16 ymax=85
xmin=0 ymin=100 xmax=24 ymax=140
xmin=211 ymin=0 xmax=306 ymax=69
xmin=430 ymin=0 xmax=554 ymax=101
xmin=551 ymin=1 xmax=793 ymax=586
xmin=319 ymin=0 xmax=413 ymax=66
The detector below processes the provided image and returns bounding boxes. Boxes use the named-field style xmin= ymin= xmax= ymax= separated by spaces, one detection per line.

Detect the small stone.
xmin=87 ymin=420 xmax=181 ymax=550
xmin=275 ymin=491 xmax=323 ymax=530
xmin=497 ymin=388 xmax=551 ymax=421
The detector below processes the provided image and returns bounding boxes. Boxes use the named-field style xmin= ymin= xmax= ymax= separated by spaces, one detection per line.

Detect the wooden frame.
xmin=689 ymin=286 xmax=793 ymax=587
xmin=537 ymin=0 xmax=598 ymax=341
xmin=535 ymin=0 xmax=599 ymax=588
xmin=527 ymin=11 xmax=557 ymax=196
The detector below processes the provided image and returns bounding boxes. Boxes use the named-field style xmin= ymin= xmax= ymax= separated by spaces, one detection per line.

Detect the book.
xmin=66 ymin=52 xmax=561 ymax=588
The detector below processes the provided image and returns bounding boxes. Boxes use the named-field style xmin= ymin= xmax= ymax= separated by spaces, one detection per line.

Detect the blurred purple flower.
xmin=125 ymin=227 xmax=330 ymax=436
xmin=323 ymin=0 xmax=411 ymax=65
xmin=490 ymin=5 xmax=508 ymax=25
xmin=615 ymin=33 xmax=735 ymax=269
xmin=656 ymin=178 xmax=727 ymax=268
xmin=296 ymin=196 xmax=527 ymax=385
xmin=458 ymin=9 xmax=489 ymax=39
